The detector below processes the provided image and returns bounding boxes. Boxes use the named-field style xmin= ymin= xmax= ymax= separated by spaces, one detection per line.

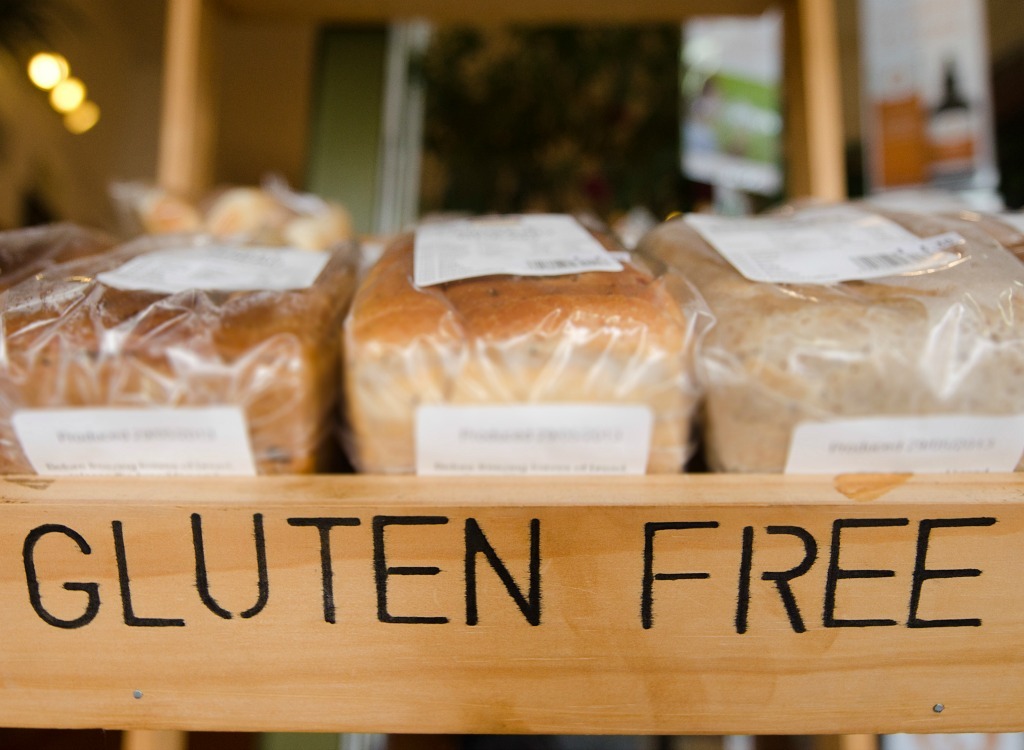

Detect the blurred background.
xmin=0 ymin=0 xmax=1022 ymax=237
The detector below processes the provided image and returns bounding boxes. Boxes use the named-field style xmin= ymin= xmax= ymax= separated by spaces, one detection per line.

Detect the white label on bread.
xmin=685 ymin=206 xmax=966 ymax=284
xmin=413 ymin=215 xmax=623 ymax=287
xmin=415 ymin=404 xmax=652 ymax=476
xmin=97 ymin=246 xmax=330 ymax=294
xmin=784 ymin=414 xmax=1024 ymax=474
xmin=13 ymin=407 xmax=257 ymax=476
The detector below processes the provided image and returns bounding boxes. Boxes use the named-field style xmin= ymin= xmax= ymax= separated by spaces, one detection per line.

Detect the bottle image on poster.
xmin=927 ymin=58 xmax=977 ymax=182
xmin=860 ymin=0 xmax=928 ymax=189
xmin=859 ymin=0 xmax=998 ymax=193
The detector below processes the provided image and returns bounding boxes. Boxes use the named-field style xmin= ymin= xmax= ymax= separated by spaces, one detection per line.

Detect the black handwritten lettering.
xmin=735 ymin=525 xmax=817 ymax=634
xmin=824 ymin=518 xmax=909 ymax=628
xmin=287 ymin=517 xmax=362 ymax=624
xmin=762 ymin=525 xmax=818 ymax=633
xmin=191 ymin=513 xmax=269 ymax=620
xmin=465 ymin=518 xmax=541 ymax=626
xmin=373 ymin=515 xmax=450 ymax=624
xmin=735 ymin=526 xmax=754 ymax=634
xmin=908 ymin=517 xmax=996 ymax=628
xmin=113 ymin=521 xmax=185 ymax=627
xmin=641 ymin=521 xmax=718 ymax=629
xmin=23 ymin=524 xmax=100 ymax=629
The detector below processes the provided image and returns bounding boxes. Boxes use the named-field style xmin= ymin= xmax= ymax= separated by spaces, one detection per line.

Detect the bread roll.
xmin=638 ymin=209 xmax=1024 ymax=473
xmin=342 ymin=223 xmax=707 ymax=474
xmin=0 ymin=235 xmax=358 ymax=474
xmin=113 ymin=181 xmax=354 ymax=252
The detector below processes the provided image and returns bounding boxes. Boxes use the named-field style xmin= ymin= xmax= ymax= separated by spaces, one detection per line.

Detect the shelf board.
xmin=214 ymin=0 xmax=780 ymax=25
xmin=1 ymin=473 xmax=1021 ymax=734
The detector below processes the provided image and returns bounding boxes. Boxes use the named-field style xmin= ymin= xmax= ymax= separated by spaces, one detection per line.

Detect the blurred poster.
xmin=884 ymin=735 xmax=1024 ymax=750
xmin=680 ymin=12 xmax=783 ymax=196
xmin=860 ymin=0 xmax=998 ymax=192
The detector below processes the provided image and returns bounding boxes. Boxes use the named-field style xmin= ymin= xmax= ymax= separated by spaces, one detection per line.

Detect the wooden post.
xmin=122 ymin=729 xmax=189 ymax=750
xmin=158 ymin=0 xmax=218 ymax=197
xmin=785 ymin=0 xmax=847 ymax=200
xmin=840 ymin=735 xmax=880 ymax=750
xmin=814 ymin=733 xmax=880 ymax=750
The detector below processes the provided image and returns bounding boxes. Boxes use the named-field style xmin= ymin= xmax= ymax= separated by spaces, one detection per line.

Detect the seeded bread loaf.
xmin=342 ymin=227 xmax=706 ymax=474
xmin=0 ymin=236 xmax=357 ymax=474
xmin=638 ymin=209 xmax=1024 ymax=473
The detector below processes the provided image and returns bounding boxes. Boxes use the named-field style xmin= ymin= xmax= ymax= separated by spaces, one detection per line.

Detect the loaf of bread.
xmin=0 ymin=235 xmax=358 ymax=474
xmin=342 ymin=221 xmax=707 ymax=474
xmin=0 ymin=223 xmax=113 ymax=291
xmin=638 ymin=208 xmax=1024 ymax=473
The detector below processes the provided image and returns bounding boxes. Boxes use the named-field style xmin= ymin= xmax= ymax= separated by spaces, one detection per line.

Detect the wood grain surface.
xmin=0 ymin=474 xmax=1019 ymax=735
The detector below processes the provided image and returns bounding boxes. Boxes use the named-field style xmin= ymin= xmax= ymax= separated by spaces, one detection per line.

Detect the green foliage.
xmin=419 ymin=25 xmax=691 ymax=222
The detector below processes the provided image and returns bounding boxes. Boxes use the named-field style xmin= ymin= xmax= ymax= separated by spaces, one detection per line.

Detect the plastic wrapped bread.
xmin=0 ymin=223 xmax=114 ymax=291
xmin=111 ymin=177 xmax=354 ymax=252
xmin=859 ymin=190 xmax=1024 ymax=261
xmin=342 ymin=217 xmax=710 ymax=474
xmin=0 ymin=235 xmax=358 ymax=475
xmin=941 ymin=211 xmax=1024 ymax=261
xmin=637 ymin=207 xmax=1024 ymax=473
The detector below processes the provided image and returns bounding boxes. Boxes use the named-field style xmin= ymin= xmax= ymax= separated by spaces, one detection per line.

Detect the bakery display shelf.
xmin=2 ymin=472 xmax=1023 ymax=740
xmin=112 ymin=0 xmax=1005 ymax=746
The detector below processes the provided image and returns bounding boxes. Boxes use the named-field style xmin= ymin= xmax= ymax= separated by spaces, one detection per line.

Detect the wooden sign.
xmin=0 ymin=473 xmax=1021 ymax=735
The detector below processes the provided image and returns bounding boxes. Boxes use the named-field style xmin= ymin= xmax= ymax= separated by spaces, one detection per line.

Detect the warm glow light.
xmin=64 ymin=100 xmax=100 ymax=134
xmin=27 ymin=52 xmax=69 ymax=90
xmin=49 ymin=77 xmax=86 ymax=113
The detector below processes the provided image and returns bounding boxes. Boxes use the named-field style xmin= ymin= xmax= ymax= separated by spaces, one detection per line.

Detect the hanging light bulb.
xmin=28 ymin=52 xmax=70 ymax=90
xmin=64 ymin=101 xmax=100 ymax=134
xmin=50 ymin=77 xmax=86 ymax=113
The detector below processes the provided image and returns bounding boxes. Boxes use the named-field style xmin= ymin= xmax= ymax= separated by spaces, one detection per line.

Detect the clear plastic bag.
xmin=0 ymin=234 xmax=359 ymax=475
xmin=0 ymin=223 xmax=114 ymax=291
xmin=342 ymin=217 xmax=711 ymax=474
xmin=638 ymin=207 xmax=1024 ymax=473
xmin=939 ymin=210 xmax=1024 ymax=261
xmin=110 ymin=175 xmax=354 ymax=252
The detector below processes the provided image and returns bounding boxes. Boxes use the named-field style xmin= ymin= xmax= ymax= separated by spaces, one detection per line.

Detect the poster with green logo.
xmin=681 ymin=12 xmax=783 ymax=197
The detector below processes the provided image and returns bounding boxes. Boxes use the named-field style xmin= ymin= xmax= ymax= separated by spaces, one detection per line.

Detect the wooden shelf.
xmin=2 ymin=473 xmax=1021 ymax=735
xmin=213 ymin=0 xmax=779 ymax=24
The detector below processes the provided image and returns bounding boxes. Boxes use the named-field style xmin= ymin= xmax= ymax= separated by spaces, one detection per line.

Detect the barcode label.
xmin=686 ymin=207 xmax=966 ymax=285
xmin=414 ymin=215 xmax=623 ymax=286
xmin=851 ymin=253 xmax=916 ymax=271
xmin=526 ymin=258 xmax=605 ymax=271
xmin=98 ymin=246 xmax=330 ymax=294
xmin=851 ymin=232 xmax=965 ymax=274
